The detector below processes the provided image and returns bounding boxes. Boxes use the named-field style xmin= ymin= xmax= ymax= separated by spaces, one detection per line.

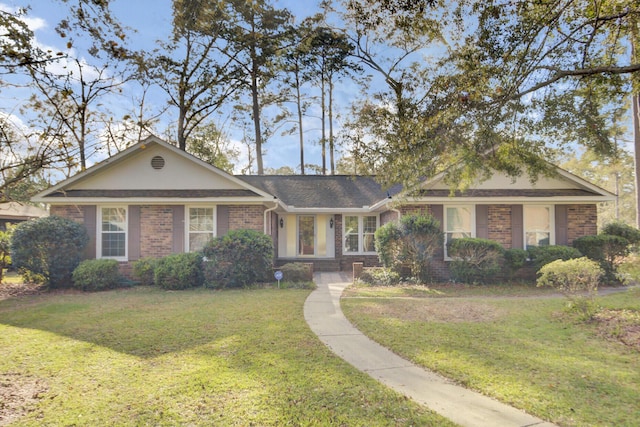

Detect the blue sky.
xmin=1 ymin=0 xmax=365 ymax=174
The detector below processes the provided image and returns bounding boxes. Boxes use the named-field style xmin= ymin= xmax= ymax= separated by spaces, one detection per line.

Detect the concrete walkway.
xmin=304 ymin=271 xmax=557 ymax=427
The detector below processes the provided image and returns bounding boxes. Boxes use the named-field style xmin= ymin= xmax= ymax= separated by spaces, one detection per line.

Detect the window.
xmin=99 ymin=207 xmax=127 ymax=260
xmin=444 ymin=206 xmax=473 ymax=258
xmin=344 ymin=215 xmax=378 ymax=254
xmin=188 ymin=207 xmax=215 ymax=252
xmin=524 ymin=205 xmax=553 ymax=248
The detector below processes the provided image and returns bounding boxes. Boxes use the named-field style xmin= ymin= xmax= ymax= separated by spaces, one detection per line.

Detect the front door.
xmin=298 ymin=215 xmax=315 ymax=256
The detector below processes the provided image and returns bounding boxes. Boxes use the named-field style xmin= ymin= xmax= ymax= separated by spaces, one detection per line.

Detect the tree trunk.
xmin=252 ymin=67 xmax=263 ymax=174
xmin=321 ymin=75 xmax=326 ymax=175
xmin=633 ymin=93 xmax=640 ymax=227
xmin=295 ymin=65 xmax=305 ymax=175
xmin=329 ymin=76 xmax=335 ymax=175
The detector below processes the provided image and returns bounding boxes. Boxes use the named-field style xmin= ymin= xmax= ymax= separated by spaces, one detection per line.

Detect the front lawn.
xmin=0 ymin=286 xmax=453 ymax=426
xmin=342 ymin=285 xmax=640 ymax=427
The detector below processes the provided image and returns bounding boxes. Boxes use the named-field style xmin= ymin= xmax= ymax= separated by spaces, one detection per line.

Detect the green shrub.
xmin=374 ymin=214 xmax=443 ymax=282
xmin=277 ymin=263 xmax=312 ymax=283
xmin=132 ymin=257 xmax=157 ymax=286
xmin=573 ymin=234 xmax=629 ymax=284
xmin=503 ymin=248 xmax=528 ymax=277
xmin=527 ymin=245 xmax=582 ymax=270
xmin=10 ymin=216 xmax=89 ymax=288
xmin=537 ymin=257 xmax=603 ymax=320
xmin=202 ymin=229 xmax=274 ymax=288
xmin=447 ymin=238 xmax=504 ymax=284
xmin=601 ymin=222 xmax=640 ymax=246
xmin=154 ymin=252 xmax=204 ymax=290
xmin=357 ymin=267 xmax=401 ymax=286
xmin=72 ymin=259 xmax=121 ymax=291
xmin=0 ymin=224 xmax=14 ymax=283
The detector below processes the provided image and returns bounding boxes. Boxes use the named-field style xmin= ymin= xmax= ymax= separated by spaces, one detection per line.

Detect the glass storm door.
xmin=298 ymin=215 xmax=315 ymax=256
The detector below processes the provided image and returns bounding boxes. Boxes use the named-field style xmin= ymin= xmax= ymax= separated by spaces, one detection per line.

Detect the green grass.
xmin=0 ymin=286 xmax=453 ymax=426
xmin=342 ymin=285 xmax=640 ymax=427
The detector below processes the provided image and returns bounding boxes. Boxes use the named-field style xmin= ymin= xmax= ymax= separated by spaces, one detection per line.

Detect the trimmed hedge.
xmin=357 ymin=267 xmax=401 ymax=286
xmin=72 ymin=259 xmax=121 ymax=291
xmin=447 ymin=238 xmax=504 ymax=284
xmin=132 ymin=257 xmax=157 ymax=286
xmin=573 ymin=234 xmax=629 ymax=283
xmin=154 ymin=252 xmax=204 ymax=290
xmin=601 ymin=222 xmax=640 ymax=245
xmin=278 ymin=263 xmax=312 ymax=283
xmin=527 ymin=245 xmax=582 ymax=270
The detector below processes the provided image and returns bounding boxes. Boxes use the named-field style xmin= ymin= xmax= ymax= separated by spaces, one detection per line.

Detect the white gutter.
xmin=264 ymin=201 xmax=279 ymax=234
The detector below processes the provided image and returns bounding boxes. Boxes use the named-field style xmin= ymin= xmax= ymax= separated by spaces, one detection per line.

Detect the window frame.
xmin=185 ymin=205 xmax=217 ymax=252
xmin=443 ymin=205 xmax=475 ymax=259
xmin=343 ymin=214 xmax=379 ymax=255
xmin=97 ymin=205 xmax=128 ymax=261
xmin=523 ymin=204 xmax=555 ymax=249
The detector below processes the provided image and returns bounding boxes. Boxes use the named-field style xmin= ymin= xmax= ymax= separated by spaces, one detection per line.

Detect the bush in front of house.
xmin=278 ymin=263 xmax=312 ymax=283
xmin=573 ymin=234 xmax=630 ymax=284
xmin=527 ymin=245 xmax=582 ymax=270
xmin=72 ymin=259 xmax=122 ymax=291
xmin=537 ymin=257 xmax=603 ymax=320
xmin=132 ymin=257 xmax=157 ymax=286
xmin=0 ymin=224 xmax=14 ymax=283
xmin=154 ymin=252 xmax=204 ymax=290
xmin=447 ymin=238 xmax=504 ymax=284
xmin=375 ymin=214 xmax=443 ymax=283
xmin=357 ymin=267 xmax=401 ymax=286
xmin=202 ymin=229 xmax=274 ymax=288
xmin=503 ymin=248 xmax=529 ymax=280
xmin=601 ymin=222 xmax=640 ymax=247
xmin=10 ymin=216 xmax=89 ymax=288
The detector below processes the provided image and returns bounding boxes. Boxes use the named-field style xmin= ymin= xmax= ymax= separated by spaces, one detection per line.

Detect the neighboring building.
xmin=0 ymin=201 xmax=48 ymax=231
xmin=32 ymin=136 xmax=614 ymax=279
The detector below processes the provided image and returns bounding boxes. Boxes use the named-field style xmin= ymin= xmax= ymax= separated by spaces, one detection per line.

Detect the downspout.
xmin=264 ymin=200 xmax=278 ymax=235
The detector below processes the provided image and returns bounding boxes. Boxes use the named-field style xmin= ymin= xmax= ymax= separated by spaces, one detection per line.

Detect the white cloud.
xmin=0 ymin=3 xmax=47 ymax=31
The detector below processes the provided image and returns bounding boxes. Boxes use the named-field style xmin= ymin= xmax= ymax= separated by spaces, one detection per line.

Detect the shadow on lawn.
xmin=0 ymin=286 xmax=276 ymax=358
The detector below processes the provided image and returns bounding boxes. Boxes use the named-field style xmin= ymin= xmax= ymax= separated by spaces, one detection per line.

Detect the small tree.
xmin=10 ymin=216 xmax=89 ymax=288
xmin=374 ymin=214 xmax=443 ymax=282
xmin=573 ymin=235 xmax=629 ymax=284
xmin=537 ymin=257 xmax=603 ymax=320
xmin=202 ymin=229 xmax=274 ymax=288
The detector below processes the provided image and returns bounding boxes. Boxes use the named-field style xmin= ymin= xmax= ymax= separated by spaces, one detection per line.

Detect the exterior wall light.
xmin=279 ymin=218 xmax=284 ymax=228
xmin=330 ymin=218 xmax=334 ymax=228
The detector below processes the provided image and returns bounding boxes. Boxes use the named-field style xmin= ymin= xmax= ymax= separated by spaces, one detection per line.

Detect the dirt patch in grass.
xmin=0 ymin=373 xmax=47 ymax=426
xmin=362 ymin=299 xmax=504 ymax=323
xmin=594 ymin=309 xmax=640 ymax=352
xmin=0 ymin=282 xmax=44 ymax=301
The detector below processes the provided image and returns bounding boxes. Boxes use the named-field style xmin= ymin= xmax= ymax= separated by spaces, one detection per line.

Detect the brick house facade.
xmin=34 ymin=136 xmax=615 ymax=279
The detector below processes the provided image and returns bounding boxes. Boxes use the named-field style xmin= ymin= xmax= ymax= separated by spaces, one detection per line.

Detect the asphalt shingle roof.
xmin=238 ymin=175 xmax=397 ymax=209
xmin=46 ymin=189 xmax=260 ymax=198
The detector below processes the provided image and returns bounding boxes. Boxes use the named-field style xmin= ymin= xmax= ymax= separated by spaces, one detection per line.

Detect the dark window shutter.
xmin=217 ymin=205 xmax=230 ymax=236
xmin=511 ymin=205 xmax=523 ymax=249
xmin=430 ymin=205 xmax=444 ymax=260
xmin=128 ymin=205 xmax=141 ymax=261
xmin=172 ymin=205 xmax=184 ymax=253
xmin=476 ymin=205 xmax=489 ymax=239
xmin=555 ymin=205 xmax=568 ymax=246
xmin=83 ymin=205 xmax=97 ymax=259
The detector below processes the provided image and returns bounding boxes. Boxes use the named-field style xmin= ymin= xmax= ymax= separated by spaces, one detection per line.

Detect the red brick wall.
xmin=50 ymin=205 xmax=85 ymax=224
xmin=400 ymin=205 xmax=432 ymax=216
xmin=380 ymin=209 xmax=399 ymax=225
xmin=228 ymin=205 xmax=264 ymax=232
xmin=140 ymin=205 xmax=174 ymax=259
xmin=567 ymin=204 xmax=598 ymax=244
xmin=488 ymin=205 xmax=513 ymax=248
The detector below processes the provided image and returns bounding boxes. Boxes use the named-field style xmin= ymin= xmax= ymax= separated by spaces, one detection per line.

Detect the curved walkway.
xmin=304 ymin=271 xmax=557 ymax=427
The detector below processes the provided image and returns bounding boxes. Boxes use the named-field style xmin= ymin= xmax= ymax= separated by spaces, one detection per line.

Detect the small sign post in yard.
xmin=274 ymin=270 xmax=283 ymax=288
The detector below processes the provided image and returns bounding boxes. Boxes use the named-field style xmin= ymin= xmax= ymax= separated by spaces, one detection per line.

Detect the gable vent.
xmin=151 ymin=156 xmax=165 ymax=170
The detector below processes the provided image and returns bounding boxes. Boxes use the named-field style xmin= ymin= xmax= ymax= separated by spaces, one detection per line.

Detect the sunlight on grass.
xmin=0 ymin=286 xmax=453 ymax=426
xmin=342 ymin=287 xmax=640 ymax=427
